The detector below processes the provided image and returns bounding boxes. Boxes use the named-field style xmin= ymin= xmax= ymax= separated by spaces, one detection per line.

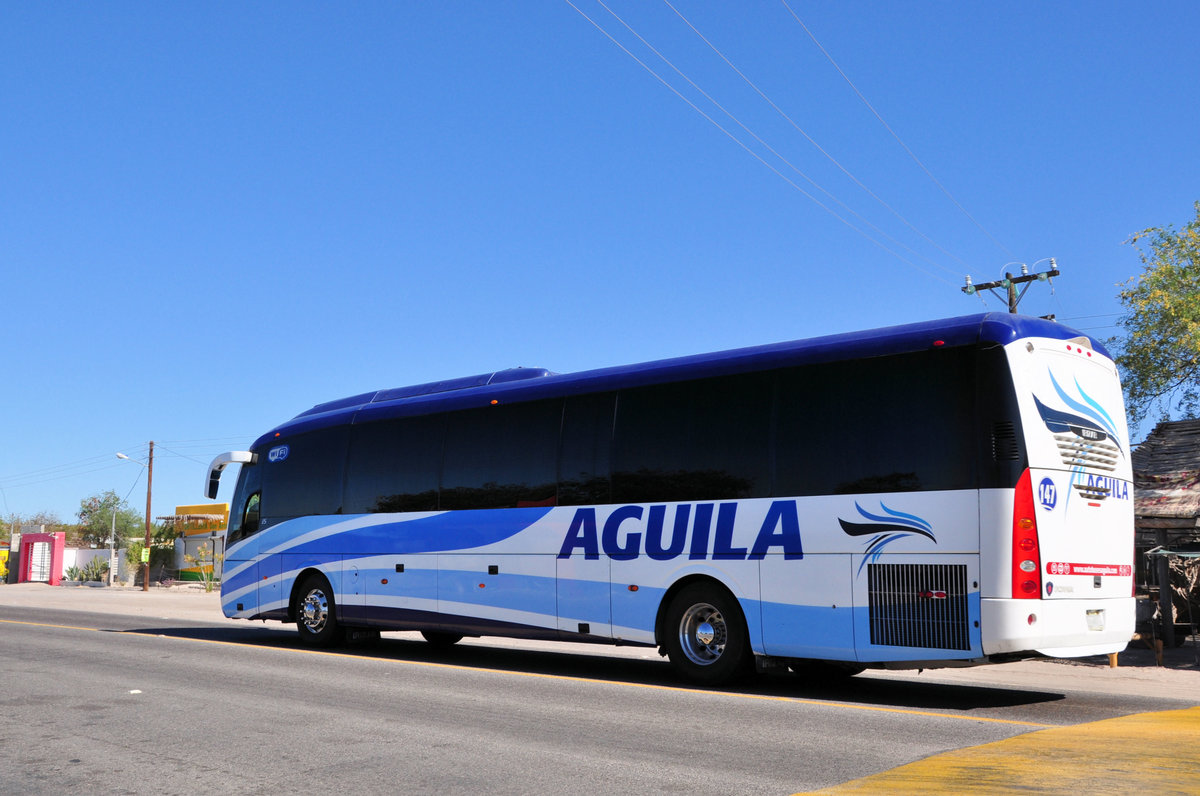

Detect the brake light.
xmin=1012 ymin=468 xmax=1042 ymax=599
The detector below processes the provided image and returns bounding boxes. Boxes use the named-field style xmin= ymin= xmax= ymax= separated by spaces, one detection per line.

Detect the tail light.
xmin=1012 ymin=468 xmax=1042 ymax=599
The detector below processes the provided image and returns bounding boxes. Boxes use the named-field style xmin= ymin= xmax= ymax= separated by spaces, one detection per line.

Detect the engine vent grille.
xmin=1054 ymin=434 xmax=1119 ymax=472
xmin=868 ymin=563 xmax=970 ymax=650
xmin=1073 ymin=482 xmax=1110 ymax=501
xmin=991 ymin=421 xmax=1020 ymax=461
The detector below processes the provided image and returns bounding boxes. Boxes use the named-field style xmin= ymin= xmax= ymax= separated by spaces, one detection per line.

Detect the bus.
xmin=205 ymin=313 xmax=1134 ymax=684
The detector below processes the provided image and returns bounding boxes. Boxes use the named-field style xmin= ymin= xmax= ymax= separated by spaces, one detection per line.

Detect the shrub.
xmin=80 ymin=557 xmax=109 ymax=582
xmin=183 ymin=542 xmax=223 ymax=592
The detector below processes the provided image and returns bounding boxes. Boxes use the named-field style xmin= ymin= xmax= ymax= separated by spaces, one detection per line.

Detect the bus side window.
xmin=441 ymin=399 xmax=562 ymax=510
xmin=226 ymin=458 xmax=263 ymax=545
xmin=612 ymin=373 xmax=772 ymax=503
xmin=775 ymin=349 xmax=977 ymax=496
xmin=259 ymin=428 xmax=347 ymax=519
xmin=242 ymin=492 xmax=261 ymax=534
xmin=559 ymin=392 xmax=614 ymax=506
xmin=344 ymin=415 xmax=444 ymax=514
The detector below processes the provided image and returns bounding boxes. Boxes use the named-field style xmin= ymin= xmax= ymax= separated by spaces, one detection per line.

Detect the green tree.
xmin=1114 ymin=201 xmax=1200 ymax=425
xmin=125 ymin=522 xmax=177 ymax=577
xmin=76 ymin=491 xmax=143 ymax=548
xmin=6 ymin=510 xmax=83 ymax=546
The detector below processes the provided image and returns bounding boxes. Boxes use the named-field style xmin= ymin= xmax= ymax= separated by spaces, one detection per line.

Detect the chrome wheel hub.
xmin=679 ymin=602 xmax=726 ymax=666
xmin=300 ymin=589 xmax=328 ymax=633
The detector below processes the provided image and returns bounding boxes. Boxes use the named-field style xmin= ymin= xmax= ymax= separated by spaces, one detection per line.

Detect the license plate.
xmin=1086 ymin=609 xmax=1105 ymax=631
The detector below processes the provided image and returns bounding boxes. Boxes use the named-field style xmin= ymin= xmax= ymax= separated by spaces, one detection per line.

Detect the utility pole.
xmin=962 ymin=259 xmax=1060 ymax=313
xmin=143 ymin=441 xmax=154 ymax=592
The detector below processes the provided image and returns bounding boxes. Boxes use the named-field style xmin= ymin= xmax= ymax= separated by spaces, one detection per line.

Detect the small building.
xmin=158 ymin=503 xmax=228 ymax=582
xmin=1133 ymin=419 xmax=1200 ymax=643
xmin=11 ymin=530 xmax=66 ymax=586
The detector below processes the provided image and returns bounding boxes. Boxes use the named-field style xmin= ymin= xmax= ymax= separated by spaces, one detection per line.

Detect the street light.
xmin=116 ymin=443 xmax=154 ymax=592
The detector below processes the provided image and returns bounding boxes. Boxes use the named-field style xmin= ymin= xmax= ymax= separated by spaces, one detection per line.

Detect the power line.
xmin=0 ymin=446 xmax=142 ymax=482
xmin=157 ymin=435 xmax=256 ymax=446
xmin=594 ymin=0 xmax=960 ymax=280
xmin=155 ymin=443 xmax=223 ymax=466
xmin=120 ymin=467 xmax=145 ymax=503
xmin=0 ymin=459 xmax=132 ymax=491
xmin=779 ymin=0 xmax=1013 ymax=258
xmin=0 ymin=439 xmax=243 ymax=492
xmin=661 ymin=0 xmax=968 ymax=276
xmin=1060 ymin=313 xmax=1122 ymax=321
xmin=0 ymin=464 xmax=131 ymax=492
xmin=565 ymin=0 xmax=955 ymax=285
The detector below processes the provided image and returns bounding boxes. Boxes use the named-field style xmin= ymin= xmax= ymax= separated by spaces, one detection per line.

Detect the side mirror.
xmin=204 ymin=451 xmax=256 ymax=499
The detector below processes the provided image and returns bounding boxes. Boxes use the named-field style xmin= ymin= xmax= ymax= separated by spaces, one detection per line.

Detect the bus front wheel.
xmin=295 ymin=574 xmax=342 ymax=648
xmin=663 ymin=583 xmax=751 ymax=685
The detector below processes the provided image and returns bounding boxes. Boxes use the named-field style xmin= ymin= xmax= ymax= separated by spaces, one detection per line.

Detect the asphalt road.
xmin=2 ymin=593 xmax=1198 ymax=795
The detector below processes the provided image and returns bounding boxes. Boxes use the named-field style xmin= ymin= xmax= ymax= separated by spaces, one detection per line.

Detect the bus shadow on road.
xmin=754 ymin=671 xmax=1065 ymax=711
xmin=125 ymin=621 xmax=1064 ymax=712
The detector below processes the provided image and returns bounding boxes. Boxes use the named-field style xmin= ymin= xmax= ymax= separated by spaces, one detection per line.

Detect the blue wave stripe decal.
xmin=1074 ymin=376 xmax=1117 ymax=433
xmin=840 ymin=502 xmax=937 ymax=576
xmin=272 ymin=507 xmax=554 ymax=557
xmin=1034 ymin=396 xmax=1101 ymax=434
xmin=856 ymin=533 xmax=908 ymax=575
xmin=1048 ymin=371 xmax=1117 ymax=438
xmin=874 ymin=502 xmax=934 ymax=533
xmin=224 ymin=567 xmax=258 ymax=595
xmin=851 ymin=502 xmax=934 ymax=535
xmin=839 ymin=522 xmax=932 ymax=540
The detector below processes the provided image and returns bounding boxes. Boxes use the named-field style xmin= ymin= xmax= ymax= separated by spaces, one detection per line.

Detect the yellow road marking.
xmin=1 ymin=617 xmax=1049 ymax=728
xmin=0 ymin=618 xmax=105 ymax=632
xmin=807 ymin=706 xmax=1200 ymax=795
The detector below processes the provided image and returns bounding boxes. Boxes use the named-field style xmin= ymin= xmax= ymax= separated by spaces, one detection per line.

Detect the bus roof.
xmin=256 ymin=313 xmax=1106 ymax=445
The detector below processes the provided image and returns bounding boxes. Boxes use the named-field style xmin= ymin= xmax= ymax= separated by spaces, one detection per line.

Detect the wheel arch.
xmin=287 ymin=566 xmax=333 ymax=623
xmin=654 ymin=574 xmax=743 ymax=650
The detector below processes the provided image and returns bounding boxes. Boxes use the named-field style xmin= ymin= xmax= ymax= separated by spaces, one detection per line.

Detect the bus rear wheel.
xmin=663 ymin=583 xmax=751 ymax=686
xmin=295 ymin=574 xmax=342 ymax=648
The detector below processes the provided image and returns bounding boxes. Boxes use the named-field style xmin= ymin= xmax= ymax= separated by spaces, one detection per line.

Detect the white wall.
xmin=63 ymin=547 xmax=133 ymax=583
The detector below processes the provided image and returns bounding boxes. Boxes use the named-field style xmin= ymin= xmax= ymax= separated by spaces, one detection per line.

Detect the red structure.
xmin=18 ymin=532 xmax=65 ymax=586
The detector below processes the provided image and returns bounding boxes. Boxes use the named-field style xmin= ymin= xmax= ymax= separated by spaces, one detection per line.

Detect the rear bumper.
xmin=981 ymin=596 xmax=1134 ymax=657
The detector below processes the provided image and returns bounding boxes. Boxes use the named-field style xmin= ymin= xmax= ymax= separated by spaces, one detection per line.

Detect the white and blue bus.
xmin=205 ymin=313 xmax=1134 ymax=684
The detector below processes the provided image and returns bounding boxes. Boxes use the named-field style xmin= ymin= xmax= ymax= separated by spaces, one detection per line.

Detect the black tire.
xmin=421 ymin=630 xmax=464 ymax=648
xmin=662 ymin=582 xmax=752 ymax=685
xmin=294 ymin=574 xmax=342 ymax=648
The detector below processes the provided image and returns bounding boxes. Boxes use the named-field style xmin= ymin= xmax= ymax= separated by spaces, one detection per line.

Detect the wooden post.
xmin=1157 ymin=529 xmax=1175 ymax=648
xmin=142 ymin=441 xmax=154 ymax=592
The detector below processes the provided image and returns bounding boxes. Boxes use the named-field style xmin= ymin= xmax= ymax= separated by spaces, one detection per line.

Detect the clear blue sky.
xmin=3 ymin=1 xmax=1197 ymax=525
